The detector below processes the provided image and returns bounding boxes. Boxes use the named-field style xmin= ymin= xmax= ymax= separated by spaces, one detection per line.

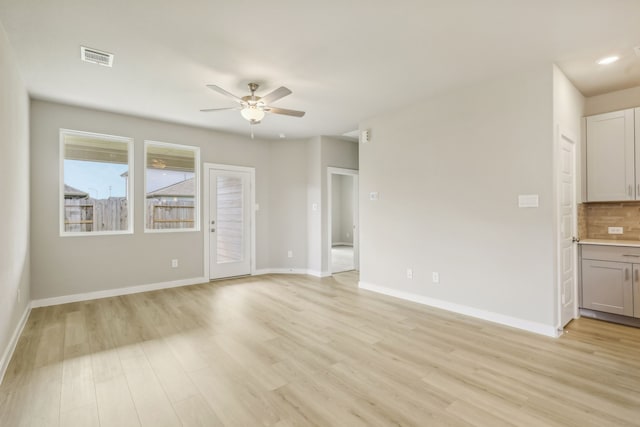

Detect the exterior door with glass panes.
xmin=208 ymin=168 xmax=251 ymax=279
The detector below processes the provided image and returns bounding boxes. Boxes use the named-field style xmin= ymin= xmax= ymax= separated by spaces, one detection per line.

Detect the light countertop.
xmin=579 ymin=239 xmax=640 ymax=248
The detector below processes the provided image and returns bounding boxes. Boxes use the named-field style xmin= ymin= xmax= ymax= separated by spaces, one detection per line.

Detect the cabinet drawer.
xmin=581 ymin=245 xmax=640 ymax=263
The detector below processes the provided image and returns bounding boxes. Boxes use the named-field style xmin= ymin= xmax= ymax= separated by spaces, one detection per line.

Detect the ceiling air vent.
xmin=80 ymin=46 xmax=114 ymax=67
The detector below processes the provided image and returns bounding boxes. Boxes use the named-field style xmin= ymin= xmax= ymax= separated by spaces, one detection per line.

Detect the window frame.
xmin=143 ymin=140 xmax=200 ymax=233
xmin=59 ymin=128 xmax=135 ymax=237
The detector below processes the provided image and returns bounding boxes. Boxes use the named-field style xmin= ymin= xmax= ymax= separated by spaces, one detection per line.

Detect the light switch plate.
xmin=518 ymin=194 xmax=539 ymax=208
xmin=369 ymin=192 xmax=379 ymax=201
xmin=608 ymin=227 xmax=623 ymax=235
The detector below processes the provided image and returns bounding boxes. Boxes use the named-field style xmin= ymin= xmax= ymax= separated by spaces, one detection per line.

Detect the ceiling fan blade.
xmin=206 ymin=85 xmax=244 ymax=103
xmin=266 ymin=107 xmax=306 ymax=118
xmin=200 ymin=107 xmax=240 ymax=112
xmin=260 ymin=86 xmax=292 ymax=105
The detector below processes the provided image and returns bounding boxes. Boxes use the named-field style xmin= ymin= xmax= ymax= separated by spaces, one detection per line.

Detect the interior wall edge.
xmin=0 ymin=304 xmax=31 ymax=386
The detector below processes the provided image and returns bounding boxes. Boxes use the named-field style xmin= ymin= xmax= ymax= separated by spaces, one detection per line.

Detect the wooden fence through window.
xmin=64 ymin=198 xmax=195 ymax=232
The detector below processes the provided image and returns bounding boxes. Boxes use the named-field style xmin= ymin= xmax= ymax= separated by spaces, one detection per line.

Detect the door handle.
xmin=625 ymin=268 xmax=630 ymax=281
xmin=635 ymin=269 xmax=638 ymax=282
xmin=629 ymin=185 xmax=633 ymax=198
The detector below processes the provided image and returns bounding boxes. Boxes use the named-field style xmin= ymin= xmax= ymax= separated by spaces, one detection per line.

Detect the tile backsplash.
xmin=579 ymin=202 xmax=640 ymax=240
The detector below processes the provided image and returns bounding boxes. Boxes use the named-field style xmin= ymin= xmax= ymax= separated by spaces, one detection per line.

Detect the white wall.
xmin=584 ymin=85 xmax=640 ymax=116
xmin=359 ymin=65 xmax=557 ymax=331
xmin=341 ymin=175 xmax=354 ymax=245
xmin=331 ymin=174 xmax=354 ymax=245
xmin=0 ymin=22 xmax=30 ymax=376
xmin=30 ymin=100 xmax=273 ymax=299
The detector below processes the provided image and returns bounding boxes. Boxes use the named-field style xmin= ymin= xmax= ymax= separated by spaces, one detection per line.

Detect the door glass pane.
xmin=216 ymin=175 xmax=243 ymax=263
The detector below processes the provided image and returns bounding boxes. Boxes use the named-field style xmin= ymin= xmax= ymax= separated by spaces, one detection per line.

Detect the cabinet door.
xmin=581 ymin=259 xmax=633 ymax=316
xmin=586 ymin=109 xmax=635 ymax=201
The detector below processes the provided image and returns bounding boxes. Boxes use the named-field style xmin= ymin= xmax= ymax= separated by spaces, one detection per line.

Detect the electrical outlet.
xmin=171 ymin=259 xmax=179 ymax=268
xmin=287 ymin=250 xmax=293 ymax=258
xmin=432 ymin=272 xmax=440 ymax=284
xmin=406 ymin=268 xmax=413 ymax=279
xmin=608 ymin=227 xmax=623 ymax=235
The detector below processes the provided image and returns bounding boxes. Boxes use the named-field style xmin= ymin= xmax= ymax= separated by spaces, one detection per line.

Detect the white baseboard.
xmin=254 ymin=268 xmax=308 ymax=275
xmin=307 ymin=269 xmax=331 ymax=278
xmin=358 ymin=281 xmax=559 ymax=338
xmin=253 ymin=268 xmax=330 ymax=277
xmin=31 ymin=276 xmax=208 ymax=308
xmin=1 ymin=303 xmax=31 ymax=385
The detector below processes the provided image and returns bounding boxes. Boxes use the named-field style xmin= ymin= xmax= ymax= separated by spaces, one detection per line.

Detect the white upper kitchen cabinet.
xmin=585 ymin=108 xmax=635 ymax=202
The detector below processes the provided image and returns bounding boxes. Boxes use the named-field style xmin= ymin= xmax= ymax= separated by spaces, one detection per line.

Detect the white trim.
xmin=358 ymin=281 xmax=560 ymax=338
xmin=307 ymin=270 xmax=331 ymax=278
xmin=555 ymin=126 xmax=579 ymax=330
xmin=252 ymin=269 xmax=330 ymax=277
xmin=327 ymin=167 xmax=359 ymax=276
xmin=0 ymin=304 xmax=31 ymax=385
xmin=59 ymin=128 xmax=135 ymax=236
xmin=31 ymin=276 xmax=208 ymax=308
xmin=143 ymin=140 xmax=201 ymax=233
xmin=203 ymin=163 xmax=256 ymax=280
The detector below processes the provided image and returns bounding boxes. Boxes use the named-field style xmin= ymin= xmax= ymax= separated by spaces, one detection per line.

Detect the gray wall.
xmin=320 ymin=137 xmax=358 ymax=273
xmin=331 ymin=174 xmax=354 ymax=245
xmin=307 ymin=136 xmax=358 ymax=275
xmin=268 ymin=139 xmax=309 ymax=269
xmin=30 ymin=100 xmax=273 ymax=299
xmin=0 ymin=22 xmax=30 ymax=368
xmin=359 ymin=65 xmax=557 ymax=328
xmin=30 ymin=101 xmax=359 ymax=299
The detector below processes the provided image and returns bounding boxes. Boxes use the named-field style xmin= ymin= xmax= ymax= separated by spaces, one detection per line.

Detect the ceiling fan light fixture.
xmin=240 ymin=105 xmax=265 ymax=122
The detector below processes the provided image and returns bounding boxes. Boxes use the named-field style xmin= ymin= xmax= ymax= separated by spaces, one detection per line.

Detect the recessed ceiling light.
xmin=597 ymin=56 xmax=619 ymax=65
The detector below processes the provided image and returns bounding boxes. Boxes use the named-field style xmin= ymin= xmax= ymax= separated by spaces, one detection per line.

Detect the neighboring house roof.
xmin=146 ymin=178 xmax=194 ymax=198
xmin=64 ymin=184 xmax=89 ymax=198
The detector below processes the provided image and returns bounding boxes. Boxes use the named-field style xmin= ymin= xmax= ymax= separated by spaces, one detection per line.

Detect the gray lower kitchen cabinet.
xmin=580 ymin=244 xmax=640 ymax=319
xmin=581 ymin=259 xmax=634 ymax=316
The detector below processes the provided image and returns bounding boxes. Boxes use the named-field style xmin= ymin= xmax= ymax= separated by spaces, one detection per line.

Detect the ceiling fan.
xmin=201 ymin=83 xmax=306 ymax=131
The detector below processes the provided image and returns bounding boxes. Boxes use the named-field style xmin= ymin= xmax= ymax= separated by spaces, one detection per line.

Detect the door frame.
xmin=203 ymin=163 xmax=256 ymax=280
xmin=555 ymin=126 xmax=579 ymax=329
xmin=327 ymin=167 xmax=359 ymax=274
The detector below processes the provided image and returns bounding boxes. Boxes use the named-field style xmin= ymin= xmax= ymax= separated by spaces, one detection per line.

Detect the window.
xmin=60 ymin=129 xmax=134 ymax=235
xmin=144 ymin=141 xmax=200 ymax=232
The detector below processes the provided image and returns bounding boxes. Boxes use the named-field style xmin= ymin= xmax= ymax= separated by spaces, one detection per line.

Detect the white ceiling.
xmin=1 ymin=0 xmax=640 ymax=139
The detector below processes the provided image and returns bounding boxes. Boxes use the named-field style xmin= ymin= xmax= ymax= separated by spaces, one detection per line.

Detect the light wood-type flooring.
xmin=1 ymin=272 xmax=640 ymax=426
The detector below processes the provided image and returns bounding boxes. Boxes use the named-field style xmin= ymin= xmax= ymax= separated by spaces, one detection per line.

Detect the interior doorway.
xmin=327 ymin=167 xmax=359 ymax=274
xmin=203 ymin=163 xmax=255 ymax=280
